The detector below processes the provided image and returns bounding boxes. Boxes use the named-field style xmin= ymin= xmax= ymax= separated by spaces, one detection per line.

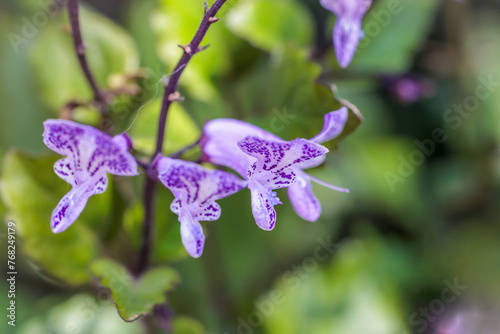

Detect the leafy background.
xmin=1 ymin=0 xmax=500 ymax=333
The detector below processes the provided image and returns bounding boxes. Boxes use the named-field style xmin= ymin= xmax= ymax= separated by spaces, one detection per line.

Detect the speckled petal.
xmin=43 ymin=119 xmax=138 ymax=233
xmin=43 ymin=120 xmax=138 ymax=185
xmin=157 ymin=157 xmax=247 ymax=258
xmin=249 ymin=185 xmax=277 ymax=231
xmin=202 ymin=119 xmax=280 ymax=177
xmin=238 ymin=136 xmax=328 ymax=173
xmin=51 ymin=176 xmax=108 ymax=233
xmin=180 ymin=213 xmax=205 ymax=258
xmin=157 ymin=157 xmax=247 ymax=214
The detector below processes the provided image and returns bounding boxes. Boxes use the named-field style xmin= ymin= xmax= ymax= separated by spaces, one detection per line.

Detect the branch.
xmin=67 ymin=0 xmax=107 ymax=113
xmin=135 ymin=0 xmax=227 ymax=274
xmin=154 ymin=0 xmax=226 ymax=157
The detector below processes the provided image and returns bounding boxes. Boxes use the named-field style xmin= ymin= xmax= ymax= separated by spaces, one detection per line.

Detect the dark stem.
xmin=170 ymin=137 xmax=202 ymax=159
xmin=67 ymin=0 xmax=107 ymax=113
xmin=136 ymin=0 xmax=227 ymax=274
xmin=154 ymin=0 xmax=226 ymax=157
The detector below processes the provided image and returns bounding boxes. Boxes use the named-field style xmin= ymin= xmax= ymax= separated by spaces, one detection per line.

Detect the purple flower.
xmin=157 ymin=157 xmax=247 ymax=258
xmin=43 ymin=120 xmax=138 ymax=233
xmin=320 ymin=0 xmax=372 ymax=68
xmin=202 ymin=107 xmax=349 ymax=229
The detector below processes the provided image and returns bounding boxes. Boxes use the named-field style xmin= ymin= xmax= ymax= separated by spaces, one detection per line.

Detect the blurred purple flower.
xmin=157 ymin=157 xmax=247 ymax=258
xmin=320 ymin=0 xmax=372 ymax=68
xmin=202 ymin=107 xmax=349 ymax=230
xmin=43 ymin=119 xmax=138 ymax=233
xmin=382 ymin=74 xmax=436 ymax=104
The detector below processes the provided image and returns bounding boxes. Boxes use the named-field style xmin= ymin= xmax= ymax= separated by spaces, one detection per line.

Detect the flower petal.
xmin=320 ymin=0 xmax=372 ymax=19
xmin=51 ymin=175 xmax=108 ymax=233
xmin=254 ymin=167 xmax=296 ymax=190
xmin=333 ymin=17 xmax=364 ymax=68
xmin=195 ymin=202 xmax=221 ymax=222
xmin=320 ymin=0 xmax=340 ymax=13
xmin=157 ymin=157 xmax=247 ymax=216
xmin=310 ymin=107 xmax=349 ymax=144
xmin=249 ymin=185 xmax=277 ymax=231
xmin=202 ymin=119 xmax=280 ymax=177
xmin=238 ymin=136 xmax=328 ymax=173
xmin=287 ymin=172 xmax=322 ymax=222
xmin=43 ymin=120 xmax=138 ymax=186
xmin=179 ymin=213 xmax=205 ymax=258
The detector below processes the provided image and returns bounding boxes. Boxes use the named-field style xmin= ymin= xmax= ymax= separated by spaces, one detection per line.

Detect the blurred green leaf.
xmin=0 ymin=151 xmax=101 ymax=284
xmin=128 ymin=98 xmax=200 ymax=156
xmin=30 ymin=6 xmax=140 ymax=110
xmin=91 ymin=258 xmax=180 ymax=322
xmin=172 ymin=316 xmax=209 ymax=334
xmin=336 ymin=0 xmax=441 ymax=73
xmin=262 ymin=237 xmax=411 ymax=334
xmin=152 ymin=0 xmax=237 ymax=100
xmin=225 ymin=0 xmax=314 ymax=53
xmin=17 ymin=294 xmax=143 ymax=334
xmin=234 ymin=46 xmax=362 ymax=147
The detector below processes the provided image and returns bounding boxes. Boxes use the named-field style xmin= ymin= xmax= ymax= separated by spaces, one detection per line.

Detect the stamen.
xmin=308 ymin=175 xmax=349 ymax=193
xmin=268 ymin=190 xmax=283 ymax=206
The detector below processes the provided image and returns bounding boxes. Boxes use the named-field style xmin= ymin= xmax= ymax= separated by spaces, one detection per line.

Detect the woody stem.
xmin=136 ymin=0 xmax=227 ymax=275
xmin=67 ymin=0 xmax=107 ymax=113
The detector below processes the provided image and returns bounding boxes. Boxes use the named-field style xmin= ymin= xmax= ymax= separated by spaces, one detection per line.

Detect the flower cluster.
xmin=42 ymin=0 xmax=366 ymax=259
xmin=43 ymin=107 xmax=349 ymax=258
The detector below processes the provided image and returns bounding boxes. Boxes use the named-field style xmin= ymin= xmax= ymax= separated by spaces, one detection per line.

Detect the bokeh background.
xmin=1 ymin=0 xmax=500 ymax=333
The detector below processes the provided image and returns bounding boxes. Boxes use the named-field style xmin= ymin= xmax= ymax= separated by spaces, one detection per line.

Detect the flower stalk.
xmin=67 ymin=0 xmax=108 ymax=113
xmin=136 ymin=0 xmax=228 ymax=274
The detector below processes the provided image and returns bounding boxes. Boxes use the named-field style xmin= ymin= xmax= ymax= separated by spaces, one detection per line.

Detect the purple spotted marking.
xmin=43 ymin=119 xmax=138 ymax=233
xmin=202 ymin=108 xmax=350 ymax=226
xmin=157 ymin=157 xmax=247 ymax=258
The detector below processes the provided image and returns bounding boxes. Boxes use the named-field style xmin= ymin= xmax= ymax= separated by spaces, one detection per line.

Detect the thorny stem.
xmin=136 ymin=0 xmax=227 ymax=274
xmin=67 ymin=0 xmax=108 ymax=114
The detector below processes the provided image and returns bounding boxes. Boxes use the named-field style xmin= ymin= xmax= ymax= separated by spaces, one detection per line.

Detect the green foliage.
xmin=124 ymin=187 xmax=188 ymax=263
xmin=128 ymin=98 xmax=201 ymax=156
xmin=226 ymin=0 xmax=314 ymax=52
xmin=171 ymin=316 xmax=209 ymax=334
xmin=231 ymin=46 xmax=363 ymax=147
xmin=91 ymin=258 xmax=180 ymax=322
xmin=152 ymin=0 xmax=238 ymax=100
xmin=17 ymin=294 xmax=143 ymax=334
xmin=348 ymin=0 xmax=441 ymax=73
xmin=3 ymin=1 xmax=500 ymax=333
xmin=0 ymin=151 xmax=101 ymax=284
xmin=30 ymin=6 xmax=140 ymax=110
xmin=262 ymin=236 xmax=412 ymax=334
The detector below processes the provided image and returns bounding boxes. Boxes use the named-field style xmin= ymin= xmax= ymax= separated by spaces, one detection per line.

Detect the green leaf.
xmin=171 ymin=316 xmax=209 ymax=334
xmin=345 ymin=0 xmax=441 ymax=73
xmin=30 ymin=6 xmax=140 ymax=110
xmin=0 ymin=151 xmax=101 ymax=284
xmin=225 ymin=0 xmax=314 ymax=52
xmin=233 ymin=47 xmax=363 ymax=147
xmin=128 ymin=98 xmax=200 ymax=156
xmin=262 ymin=237 xmax=412 ymax=334
xmin=17 ymin=294 xmax=143 ymax=334
xmin=91 ymin=258 xmax=180 ymax=322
